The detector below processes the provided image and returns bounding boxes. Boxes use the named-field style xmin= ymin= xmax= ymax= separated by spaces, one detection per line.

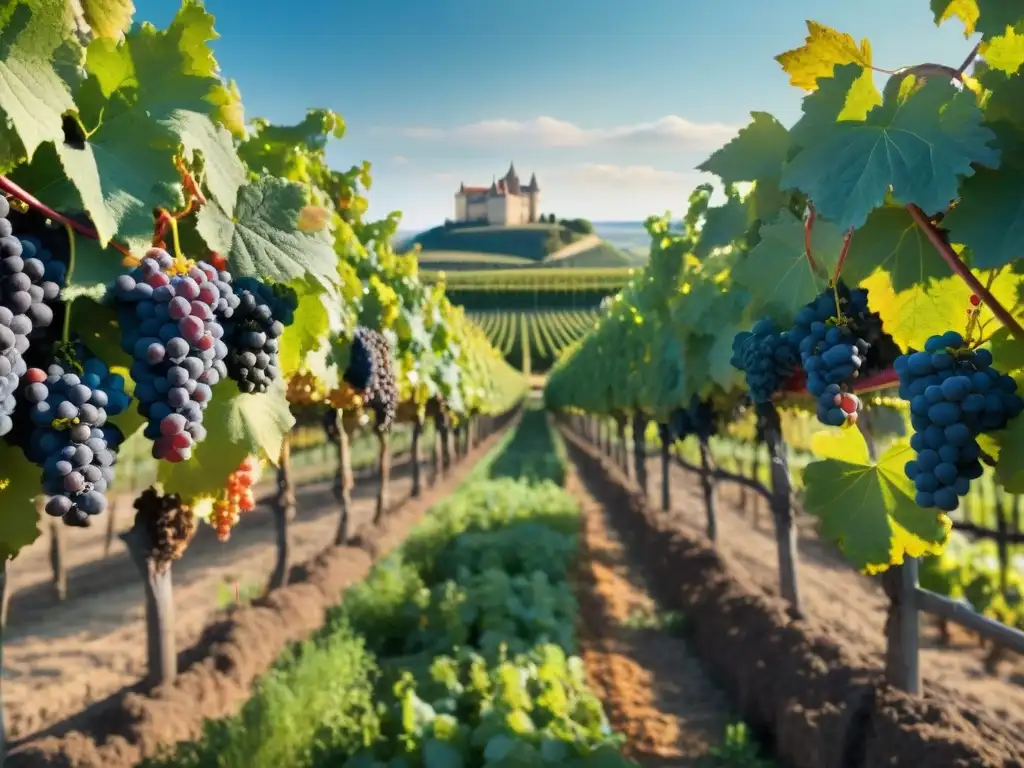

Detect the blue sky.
xmin=134 ymin=0 xmax=977 ymax=230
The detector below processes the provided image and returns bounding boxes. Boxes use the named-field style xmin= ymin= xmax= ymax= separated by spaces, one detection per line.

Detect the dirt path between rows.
xmin=3 ymin=456 xmax=422 ymax=741
xmin=569 ymin=467 xmax=733 ymax=766
xmin=648 ymin=454 xmax=1024 ymax=728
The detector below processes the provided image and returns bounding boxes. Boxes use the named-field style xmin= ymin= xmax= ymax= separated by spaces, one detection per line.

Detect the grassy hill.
xmin=400 ymin=223 xmax=632 ymax=270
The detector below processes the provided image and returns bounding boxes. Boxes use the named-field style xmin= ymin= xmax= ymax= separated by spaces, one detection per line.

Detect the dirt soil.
xmin=5 ymin=418 xmax=512 ymax=768
xmin=3 ymin=455 xmax=415 ymax=742
xmin=655 ymin=453 xmax=1024 ymax=727
xmin=570 ymin=468 xmax=732 ymax=766
xmin=563 ymin=429 xmax=1024 ymax=768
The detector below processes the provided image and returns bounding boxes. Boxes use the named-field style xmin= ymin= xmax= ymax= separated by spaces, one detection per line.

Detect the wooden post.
xmin=698 ymin=436 xmax=717 ymax=541
xmin=658 ymin=423 xmax=671 ymax=512
xmin=0 ymin=560 xmax=7 ymax=764
xmin=410 ymin=418 xmax=423 ymax=498
xmin=632 ymin=411 xmax=648 ymax=498
xmin=268 ymin=435 xmax=295 ymax=590
xmin=47 ymin=502 xmax=67 ymax=601
xmin=333 ymin=417 xmax=352 ymax=545
xmin=616 ymin=416 xmax=630 ymax=479
xmin=882 ymin=560 xmax=921 ymax=693
xmin=121 ymin=523 xmax=177 ymax=686
xmin=104 ymin=495 xmax=118 ymax=557
xmin=374 ymin=430 xmax=391 ymax=525
xmin=757 ymin=401 xmax=802 ymax=618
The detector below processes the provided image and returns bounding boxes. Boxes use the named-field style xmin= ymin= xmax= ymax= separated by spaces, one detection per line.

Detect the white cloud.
xmin=397 ymin=115 xmax=737 ymax=150
xmin=392 ymin=155 xmax=409 ymax=164
xmin=568 ymin=163 xmax=689 ymax=185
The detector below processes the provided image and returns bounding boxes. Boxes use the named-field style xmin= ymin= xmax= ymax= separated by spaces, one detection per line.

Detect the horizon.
xmin=132 ymin=0 xmax=979 ymax=229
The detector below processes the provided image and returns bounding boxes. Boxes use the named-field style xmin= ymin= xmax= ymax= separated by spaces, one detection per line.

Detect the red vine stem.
xmin=0 ymin=174 xmax=133 ymax=258
xmin=832 ymin=227 xmax=854 ymax=284
xmin=906 ymin=204 xmax=1024 ymax=341
xmin=804 ymin=203 xmax=818 ymax=273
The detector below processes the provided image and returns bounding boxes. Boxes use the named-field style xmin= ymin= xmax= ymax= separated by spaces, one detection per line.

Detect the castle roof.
xmin=456 ymin=165 xmax=538 ymax=198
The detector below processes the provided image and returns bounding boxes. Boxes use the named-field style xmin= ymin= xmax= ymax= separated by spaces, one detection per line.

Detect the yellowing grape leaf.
xmin=730 ymin=210 xmax=842 ymax=324
xmin=158 ymin=378 xmax=295 ymax=502
xmin=278 ymin=279 xmax=331 ymax=377
xmin=0 ymin=0 xmax=77 ymax=161
xmin=781 ymin=79 xmax=1000 ymax=230
xmin=775 ymin=21 xmax=872 ymax=91
xmin=0 ymin=445 xmax=42 ymax=560
xmin=81 ymin=0 xmax=134 ymax=40
xmin=804 ymin=428 xmax=951 ymax=573
xmin=982 ymin=25 xmax=1024 ymax=73
xmin=696 ymin=112 xmax=790 ymax=185
xmin=863 ymin=267 xmax=1020 ymax=352
xmin=842 ymin=207 xmax=947 ymax=291
xmin=788 ymin=63 xmax=881 ymax=152
xmin=931 ymin=0 xmax=979 ymax=34
xmin=943 ymin=167 xmax=1024 ymax=269
xmin=196 ymin=173 xmax=340 ymax=290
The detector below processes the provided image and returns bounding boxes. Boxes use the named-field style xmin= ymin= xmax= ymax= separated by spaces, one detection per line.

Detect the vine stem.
xmin=0 ymin=174 xmax=133 ymax=258
xmin=61 ymin=222 xmax=77 ymax=344
xmin=804 ymin=203 xmax=818 ymax=273
xmin=906 ymin=204 xmax=1024 ymax=341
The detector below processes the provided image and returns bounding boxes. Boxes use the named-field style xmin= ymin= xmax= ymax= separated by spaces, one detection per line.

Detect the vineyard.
xmin=467 ymin=309 xmax=599 ymax=373
xmin=3 ymin=2 xmax=1024 ymax=768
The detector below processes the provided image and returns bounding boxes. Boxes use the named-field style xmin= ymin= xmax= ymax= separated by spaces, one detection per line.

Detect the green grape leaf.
xmin=775 ymin=21 xmax=873 ymax=92
xmin=730 ymin=210 xmax=842 ymax=324
xmin=841 ymin=206 xmax=947 ymax=291
xmin=930 ymin=0 xmax=1018 ymax=38
xmin=196 ymin=173 xmax=339 ymax=290
xmin=788 ymin=63 xmax=881 ymax=151
xmin=708 ymin=324 xmax=743 ymax=389
xmin=982 ymin=25 xmax=1024 ymax=73
xmin=987 ymin=328 xmax=1024 ymax=374
xmin=170 ymin=109 xmax=247 ymax=216
xmin=0 ymin=0 xmax=77 ymax=161
xmin=13 ymin=2 xmax=223 ymax=248
xmin=71 ymin=296 xmax=132 ymax=368
xmin=942 ymin=167 xmax=1024 ymax=269
xmin=693 ymin=196 xmax=748 ymax=259
xmin=994 ymin=386 xmax=1024 ymax=492
xmin=982 ymin=67 xmax=1024 ymax=129
xmin=422 ymin=739 xmax=464 ymax=768
xmin=696 ymin=112 xmax=790 ymax=184
xmin=780 ymin=78 xmax=1000 ymax=230
xmin=158 ymin=378 xmax=295 ymax=502
xmin=80 ymin=0 xmax=134 ymax=39
xmin=803 ymin=428 xmax=951 ymax=573
xmin=0 ymin=445 xmax=42 ymax=560
xmin=278 ymin=279 xmax=331 ymax=377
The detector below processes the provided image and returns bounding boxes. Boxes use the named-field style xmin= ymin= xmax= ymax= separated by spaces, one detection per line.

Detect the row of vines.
xmin=0 ymin=0 xmax=524 ymax=756
xmin=468 ymin=309 xmax=599 ymax=372
xmin=545 ymin=1 xmax=1024 ymax=688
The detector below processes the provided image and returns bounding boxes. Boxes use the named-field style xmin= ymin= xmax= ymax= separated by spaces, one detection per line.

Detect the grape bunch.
xmin=21 ymin=355 xmax=130 ymax=526
xmin=669 ymin=396 xmax=718 ymax=441
xmin=0 ymin=198 xmax=65 ymax=435
xmin=211 ymin=456 xmax=260 ymax=541
xmin=344 ymin=327 xmax=397 ymax=431
xmin=111 ymin=249 xmax=234 ymax=462
xmin=897 ymin=331 xmax=1023 ymax=511
xmin=790 ymin=286 xmax=871 ymax=427
xmin=731 ymin=317 xmax=800 ymax=403
xmin=133 ymin=487 xmax=196 ymax=569
xmin=222 ymin=277 xmax=296 ymax=394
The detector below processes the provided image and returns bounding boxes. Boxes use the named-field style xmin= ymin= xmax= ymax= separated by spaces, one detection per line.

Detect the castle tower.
xmin=526 ymin=172 xmax=540 ymax=222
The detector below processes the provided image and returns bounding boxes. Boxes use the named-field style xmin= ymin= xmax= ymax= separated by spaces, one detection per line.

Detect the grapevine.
xmin=544 ymin=0 xmax=1024 ymax=577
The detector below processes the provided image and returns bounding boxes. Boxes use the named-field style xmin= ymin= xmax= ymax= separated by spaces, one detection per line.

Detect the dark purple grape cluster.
xmin=0 ymin=196 xmax=64 ymax=435
xmin=111 ymin=248 xmax=236 ymax=462
xmin=21 ymin=354 xmax=129 ymax=526
xmin=347 ymin=327 xmax=396 ymax=431
xmin=898 ymin=331 xmax=1023 ymax=511
xmin=222 ymin=276 xmax=296 ymax=394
